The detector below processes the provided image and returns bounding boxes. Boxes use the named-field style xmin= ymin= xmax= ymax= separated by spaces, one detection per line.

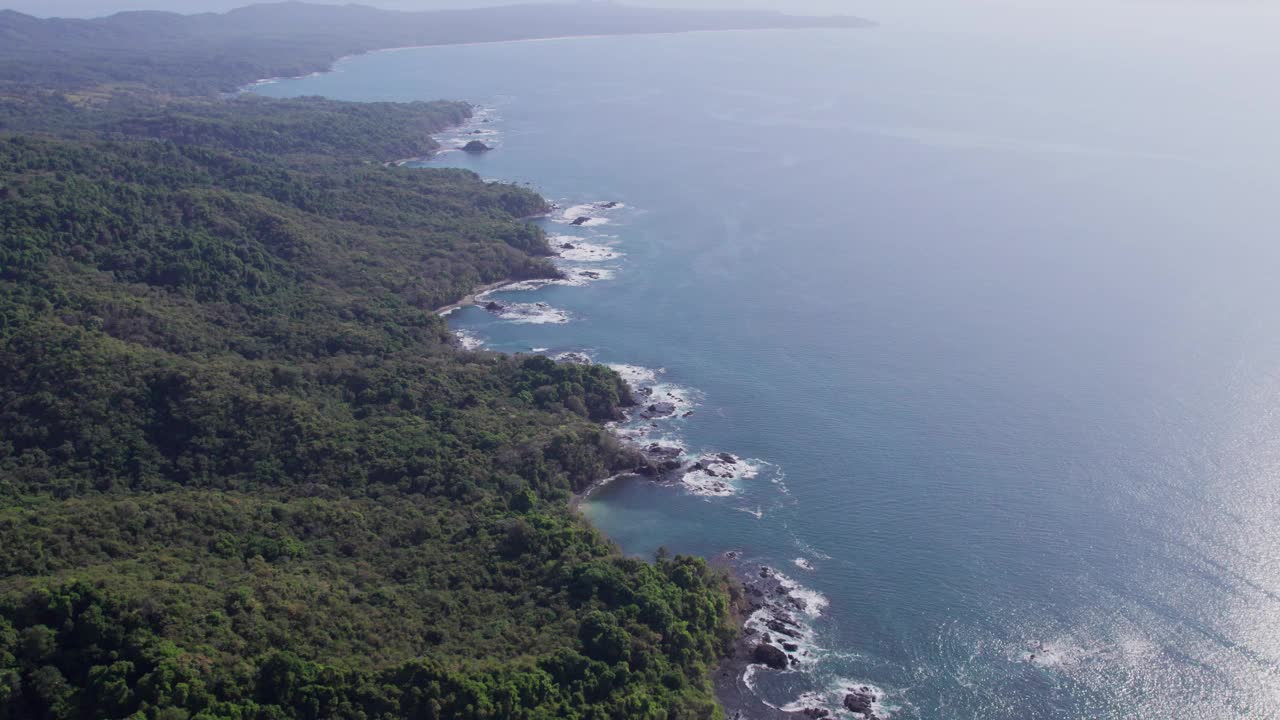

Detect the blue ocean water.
xmin=256 ymin=15 xmax=1280 ymax=719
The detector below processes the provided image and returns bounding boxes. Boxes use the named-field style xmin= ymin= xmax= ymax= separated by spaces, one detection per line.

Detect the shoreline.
xmin=239 ymin=27 xmax=870 ymax=94
xmin=434 ymin=278 xmax=520 ymax=316
xmin=367 ymin=72 xmax=780 ymax=719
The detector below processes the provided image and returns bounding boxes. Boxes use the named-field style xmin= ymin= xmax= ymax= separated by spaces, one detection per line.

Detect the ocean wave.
xmin=555 ymin=201 xmax=624 ymax=227
xmin=680 ymin=454 xmax=762 ymax=498
xmin=492 ymin=302 xmax=571 ymax=324
xmin=794 ymin=557 xmax=815 ymax=571
xmin=769 ymin=569 xmax=829 ymax=618
xmin=453 ymin=329 xmax=485 ymax=351
xmin=552 ymin=236 xmax=623 ymax=262
xmin=606 ymin=363 xmax=663 ymax=387
xmin=497 ymin=267 xmax=617 ymax=292
xmin=779 ymin=679 xmax=901 ymax=719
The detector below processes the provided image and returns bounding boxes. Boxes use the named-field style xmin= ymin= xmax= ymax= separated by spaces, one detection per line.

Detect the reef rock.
xmin=843 ymin=687 xmax=878 ymax=718
xmin=752 ymin=642 xmax=789 ymax=670
xmin=462 ymin=140 xmax=491 ymax=153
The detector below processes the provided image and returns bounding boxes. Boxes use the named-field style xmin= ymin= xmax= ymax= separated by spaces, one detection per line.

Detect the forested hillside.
xmin=0 ymin=2 xmax=870 ymax=96
xmin=0 ymin=95 xmax=739 ymax=718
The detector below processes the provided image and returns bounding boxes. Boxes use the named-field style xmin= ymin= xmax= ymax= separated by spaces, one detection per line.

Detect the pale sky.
xmin=6 ymin=0 xmax=1280 ymax=53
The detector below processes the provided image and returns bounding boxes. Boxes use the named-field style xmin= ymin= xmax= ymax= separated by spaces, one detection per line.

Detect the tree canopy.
xmin=0 ymin=94 xmax=739 ymax=719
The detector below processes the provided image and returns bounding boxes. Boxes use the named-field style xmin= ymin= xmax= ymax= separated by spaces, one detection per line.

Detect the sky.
xmin=6 ymin=0 xmax=1280 ymax=54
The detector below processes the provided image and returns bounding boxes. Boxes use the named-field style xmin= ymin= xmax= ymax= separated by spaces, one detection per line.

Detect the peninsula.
xmin=0 ymin=3 xmax=870 ymax=718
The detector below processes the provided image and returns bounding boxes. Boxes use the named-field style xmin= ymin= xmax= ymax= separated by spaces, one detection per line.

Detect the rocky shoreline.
xmin=713 ymin=557 xmax=885 ymax=720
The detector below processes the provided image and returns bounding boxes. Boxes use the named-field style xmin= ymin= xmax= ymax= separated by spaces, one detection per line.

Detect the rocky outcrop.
xmin=463 ymin=140 xmax=491 ymax=153
xmin=752 ymin=642 xmax=788 ymax=670
xmin=640 ymin=402 xmax=677 ymax=419
xmin=483 ymin=300 xmax=504 ymax=312
xmin=843 ymin=687 xmax=878 ymax=718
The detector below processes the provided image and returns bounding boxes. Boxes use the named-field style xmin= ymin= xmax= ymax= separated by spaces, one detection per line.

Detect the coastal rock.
xmin=717 ymin=452 xmax=737 ymax=464
xmin=462 ymin=140 xmax=491 ymax=153
xmin=560 ymin=242 xmax=576 ymax=250
xmin=843 ymin=688 xmax=878 ymax=718
xmin=803 ymin=709 xmax=830 ymax=719
xmin=597 ymin=201 xmax=619 ymax=209
xmin=571 ymin=216 xmax=592 ymax=226
xmin=782 ymin=642 xmax=799 ymax=652
xmin=483 ymin=301 xmax=504 ymax=312
xmin=645 ymin=444 xmax=685 ymax=460
xmin=752 ymin=642 xmax=789 ymax=670
xmin=640 ymin=402 xmax=677 ymax=419
xmin=766 ymin=620 xmax=802 ymax=639
xmin=556 ymin=352 xmax=593 ymax=365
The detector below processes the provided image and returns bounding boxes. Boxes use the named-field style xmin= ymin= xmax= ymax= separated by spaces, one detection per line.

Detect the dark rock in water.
xmin=717 ymin=452 xmax=737 ymax=464
xmin=766 ymin=620 xmax=802 ymax=639
xmin=752 ymin=642 xmax=788 ymax=670
xmin=560 ymin=242 xmax=576 ymax=250
xmin=803 ymin=709 xmax=830 ymax=719
xmin=843 ymin=688 xmax=878 ymax=718
xmin=640 ymin=402 xmax=677 ymax=419
xmin=462 ymin=140 xmax=491 ymax=153
xmin=782 ymin=642 xmax=799 ymax=652
xmin=571 ymin=216 xmax=592 ymax=226
xmin=659 ymin=460 xmax=683 ymax=473
xmin=683 ymin=410 xmax=695 ymax=417
xmin=789 ymin=656 xmax=800 ymax=667
xmin=645 ymin=444 xmax=684 ymax=460
xmin=483 ymin=301 xmax=504 ymax=312
xmin=760 ymin=566 xmax=774 ymax=578
xmin=597 ymin=201 xmax=619 ymax=209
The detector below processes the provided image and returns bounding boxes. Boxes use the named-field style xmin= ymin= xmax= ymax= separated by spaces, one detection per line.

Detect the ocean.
xmin=255 ymin=10 xmax=1280 ymax=718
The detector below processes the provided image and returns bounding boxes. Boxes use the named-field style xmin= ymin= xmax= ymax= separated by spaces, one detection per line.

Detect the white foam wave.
xmin=742 ymin=605 xmax=822 ymax=669
xmin=680 ymin=454 xmax=762 ymax=498
xmin=494 ymin=302 xmax=571 ymax=324
xmin=497 ymin=267 xmax=616 ymax=293
xmin=769 ymin=570 xmax=829 ymax=618
xmin=552 ymin=237 xmax=623 ymax=262
xmin=794 ymin=557 xmax=815 ymax=571
xmin=453 ymin=329 xmax=485 ymax=351
xmin=779 ymin=679 xmax=899 ymax=719
xmin=555 ymin=201 xmax=624 ymax=226
xmin=607 ymin=363 xmax=663 ymax=387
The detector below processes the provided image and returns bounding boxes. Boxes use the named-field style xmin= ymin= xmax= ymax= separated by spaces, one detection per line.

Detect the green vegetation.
xmin=0 ymin=94 xmax=738 ymax=718
xmin=0 ymin=3 xmax=868 ymax=96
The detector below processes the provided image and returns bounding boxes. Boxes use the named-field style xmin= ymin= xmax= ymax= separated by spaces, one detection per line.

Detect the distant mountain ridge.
xmin=0 ymin=1 xmax=871 ymax=95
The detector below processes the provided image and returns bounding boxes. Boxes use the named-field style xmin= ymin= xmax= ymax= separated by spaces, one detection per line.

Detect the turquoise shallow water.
xmin=257 ymin=19 xmax=1280 ymax=719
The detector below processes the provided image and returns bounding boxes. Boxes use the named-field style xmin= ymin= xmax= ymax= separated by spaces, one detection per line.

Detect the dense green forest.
xmin=0 ymin=90 xmax=740 ymax=718
xmin=0 ymin=3 xmax=869 ymax=96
